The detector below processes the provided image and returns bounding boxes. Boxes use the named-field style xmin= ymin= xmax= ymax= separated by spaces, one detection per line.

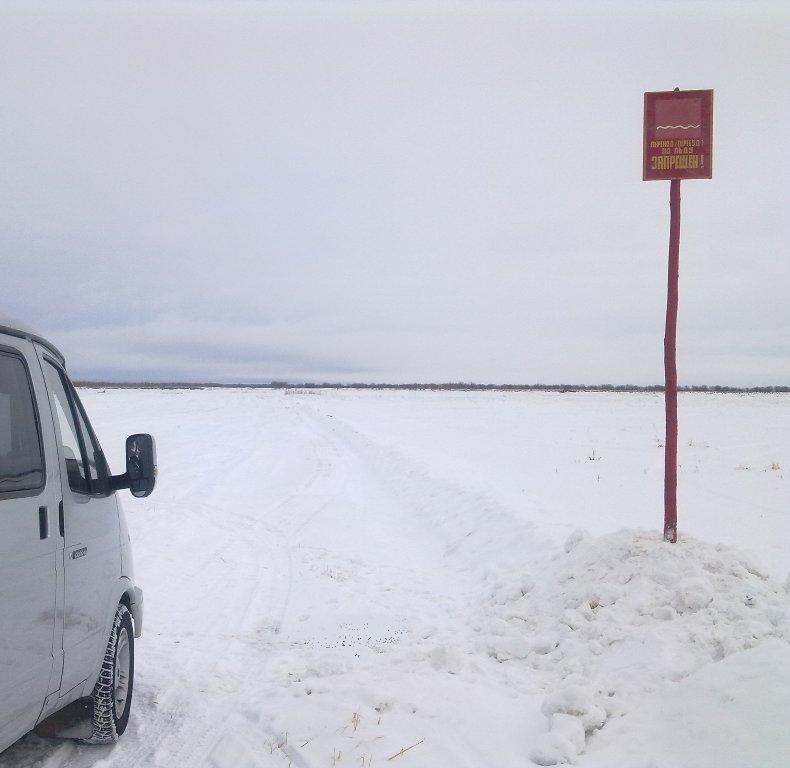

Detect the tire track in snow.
xmin=295 ymin=397 xmax=548 ymax=591
xmin=123 ymin=397 xmax=345 ymax=768
xmin=123 ymin=395 xmax=354 ymax=768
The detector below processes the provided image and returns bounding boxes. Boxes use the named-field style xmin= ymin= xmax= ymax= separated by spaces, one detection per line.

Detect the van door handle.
xmin=39 ymin=506 xmax=49 ymax=539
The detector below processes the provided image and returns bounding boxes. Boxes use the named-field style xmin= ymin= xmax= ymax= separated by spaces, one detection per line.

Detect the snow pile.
xmin=483 ymin=529 xmax=790 ymax=765
xmin=581 ymin=639 xmax=790 ymax=768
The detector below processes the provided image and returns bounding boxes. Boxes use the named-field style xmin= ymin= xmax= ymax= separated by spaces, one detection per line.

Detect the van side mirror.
xmin=109 ymin=434 xmax=157 ymax=497
xmin=126 ymin=434 xmax=157 ymax=497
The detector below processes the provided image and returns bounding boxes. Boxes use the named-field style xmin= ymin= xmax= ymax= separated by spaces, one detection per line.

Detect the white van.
xmin=0 ymin=315 xmax=155 ymax=752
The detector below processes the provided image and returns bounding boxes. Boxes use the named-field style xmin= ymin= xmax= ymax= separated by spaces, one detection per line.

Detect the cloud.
xmin=1 ymin=1 xmax=788 ymax=385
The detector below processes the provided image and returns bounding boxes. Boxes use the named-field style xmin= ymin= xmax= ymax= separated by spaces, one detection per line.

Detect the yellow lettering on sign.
xmin=650 ymin=154 xmax=702 ymax=170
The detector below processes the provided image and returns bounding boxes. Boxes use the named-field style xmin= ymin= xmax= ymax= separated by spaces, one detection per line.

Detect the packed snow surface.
xmin=2 ymin=389 xmax=788 ymax=767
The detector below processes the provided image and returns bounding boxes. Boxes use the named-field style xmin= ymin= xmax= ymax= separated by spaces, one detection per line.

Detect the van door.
xmin=39 ymin=356 xmax=119 ymax=698
xmin=0 ymin=340 xmax=61 ymax=749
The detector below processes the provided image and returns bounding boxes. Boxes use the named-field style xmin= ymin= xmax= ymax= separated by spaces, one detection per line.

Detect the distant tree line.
xmin=75 ymin=380 xmax=790 ymax=394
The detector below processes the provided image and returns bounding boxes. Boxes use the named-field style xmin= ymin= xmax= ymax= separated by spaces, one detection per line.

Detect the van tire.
xmin=82 ymin=604 xmax=134 ymax=744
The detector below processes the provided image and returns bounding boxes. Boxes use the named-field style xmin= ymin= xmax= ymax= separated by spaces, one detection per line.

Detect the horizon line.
xmin=73 ymin=380 xmax=790 ymax=393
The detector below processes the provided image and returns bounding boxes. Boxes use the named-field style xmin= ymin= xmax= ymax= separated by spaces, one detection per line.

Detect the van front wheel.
xmin=82 ymin=603 xmax=135 ymax=743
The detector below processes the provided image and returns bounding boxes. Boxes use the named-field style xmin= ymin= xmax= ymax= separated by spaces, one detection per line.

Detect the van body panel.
xmin=0 ymin=336 xmax=62 ymax=752
xmin=36 ymin=352 xmax=122 ymax=697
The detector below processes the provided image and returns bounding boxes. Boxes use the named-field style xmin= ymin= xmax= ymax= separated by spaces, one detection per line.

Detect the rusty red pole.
xmin=664 ymin=178 xmax=681 ymax=542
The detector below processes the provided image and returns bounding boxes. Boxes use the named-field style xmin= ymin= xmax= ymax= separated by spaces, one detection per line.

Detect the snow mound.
xmin=581 ymin=639 xmax=790 ymax=768
xmin=486 ymin=529 xmax=790 ymax=765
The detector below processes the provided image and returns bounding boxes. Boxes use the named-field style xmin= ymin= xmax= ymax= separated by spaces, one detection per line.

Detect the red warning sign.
xmin=643 ymin=90 xmax=713 ymax=181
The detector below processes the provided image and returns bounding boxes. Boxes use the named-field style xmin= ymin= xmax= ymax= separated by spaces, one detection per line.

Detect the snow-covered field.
xmin=3 ymin=389 xmax=788 ymax=768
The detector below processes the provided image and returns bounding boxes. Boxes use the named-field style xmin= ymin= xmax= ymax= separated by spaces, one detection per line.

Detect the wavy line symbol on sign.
xmin=656 ymin=124 xmax=701 ymax=130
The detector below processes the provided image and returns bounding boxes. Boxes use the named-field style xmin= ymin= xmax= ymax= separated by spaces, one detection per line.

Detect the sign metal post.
xmin=643 ymin=88 xmax=713 ymax=543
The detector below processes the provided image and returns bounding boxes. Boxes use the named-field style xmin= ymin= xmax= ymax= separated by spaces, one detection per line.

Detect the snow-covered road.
xmin=2 ymin=390 xmax=788 ymax=767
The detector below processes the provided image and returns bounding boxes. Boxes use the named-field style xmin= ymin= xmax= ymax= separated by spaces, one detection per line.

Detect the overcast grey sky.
xmin=1 ymin=0 xmax=788 ymax=385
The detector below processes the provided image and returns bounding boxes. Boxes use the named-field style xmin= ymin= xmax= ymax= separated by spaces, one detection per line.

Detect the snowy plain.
xmin=2 ymin=388 xmax=788 ymax=768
